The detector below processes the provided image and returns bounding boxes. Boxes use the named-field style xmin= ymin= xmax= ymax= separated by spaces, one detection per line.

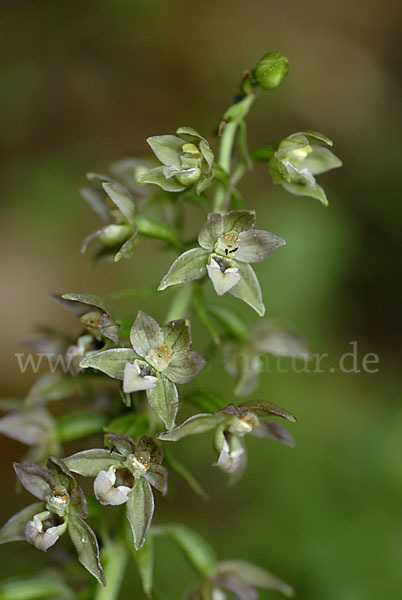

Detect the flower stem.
xmin=213 ymin=93 xmax=256 ymax=214
xmin=95 ymin=541 xmax=128 ymax=600
xmin=164 ymin=283 xmax=193 ymax=322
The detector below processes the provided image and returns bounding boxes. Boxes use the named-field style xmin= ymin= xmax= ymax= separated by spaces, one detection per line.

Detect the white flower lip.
xmin=123 ymin=360 xmax=158 ymax=394
xmin=207 ymin=257 xmax=241 ymax=296
xmin=94 ymin=466 xmax=132 ymax=506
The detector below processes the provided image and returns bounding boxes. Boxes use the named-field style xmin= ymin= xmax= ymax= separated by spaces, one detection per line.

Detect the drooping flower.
xmin=0 ymin=457 xmax=105 ymax=585
xmin=269 ymin=130 xmax=342 ymax=205
xmin=138 ymin=127 xmax=214 ymax=195
xmin=185 ymin=559 xmax=294 ymax=599
xmin=80 ymin=172 xmax=139 ymax=262
xmin=158 ymin=210 xmax=285 ymax=316
xmin=79 ymin=312 xmax=205 ymax=429
xmin=224 ymin=319 xmax=311 ymax=396
xmin=159 ymin=401 xmax=296 ymax=482
xmin=65 ymin=434 xmax=168 ymax=550
xmin=52 ymin=292 xmax=120 ymax=345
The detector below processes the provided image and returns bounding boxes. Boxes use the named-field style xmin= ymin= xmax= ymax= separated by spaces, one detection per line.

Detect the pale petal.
xmin=207 ymin=258 xmax=241 ymax=296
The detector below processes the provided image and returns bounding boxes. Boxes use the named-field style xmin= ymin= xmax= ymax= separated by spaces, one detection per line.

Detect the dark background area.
xmin=0 ymin=1 xmax=401 ymax=598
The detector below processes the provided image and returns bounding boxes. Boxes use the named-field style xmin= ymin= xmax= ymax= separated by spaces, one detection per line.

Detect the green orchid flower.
xmin=80 ymin=172 xmax=139 ymax=262
xmin=224 ymin=319 xmax=311 ymax=396
xmin=138 ymin=126 xmax=214 ymax=195
xmin=79 ymin=312 xmax=205 ymax=430
xmin=52 ymin=292 xmax=120 ymax=345
xmin=65 ymin=434 xmax=168 ymax=550
xmin=159 ymin=401 xmax=296 ymax=482
xmin=269 ymin=130 xmax=342 ymax=205
xmin=0 ymin=457 xmax=105 ymax=585
xmin=186 ymin=559 xmax=294 ymax=599
xmin=158 ymin=210 xmax=285 ymax=316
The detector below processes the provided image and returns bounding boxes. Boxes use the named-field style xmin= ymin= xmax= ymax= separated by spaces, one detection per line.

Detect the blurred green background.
xmin=1 ymin=0 xmax=401 ymax=598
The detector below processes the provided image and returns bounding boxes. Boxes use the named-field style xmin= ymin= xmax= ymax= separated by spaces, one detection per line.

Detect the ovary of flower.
xmin=94 ymin=466 xmax=132 ymax=506
xmin=123 ymin=360 xmax=158 ymax=393
xmin=206 ymin=257 xmax=241 ymax=296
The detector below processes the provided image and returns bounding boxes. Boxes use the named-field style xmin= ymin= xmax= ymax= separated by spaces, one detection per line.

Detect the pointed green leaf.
xmin=0 ymin=503 xmax=43 ymax=544
xmin=229 ymin=263 xmax=265 ymax=316
xmin=183 ymin=389 xmax=227 ymax=414
xmin=68 ymin=515 xmax=106 ymax=585
xmin=158 ymin=248 xmax=209 ymax=291
xmin=0 ymin=576 xmax=74 ymax=599
xmin=152 ymin=524 xmax=216 ymax=576
xmin=126 ymin=478 xmax=154 ymax=550
xmin=79 ymin=348 xmax=137 ymax=380
xmin=146 ymin=377 xmax=178 ymax=430
xmin=130 ymin=535 xmax=154 ymax=598
xmin=105 ymin=412 xmax=153 ymax=440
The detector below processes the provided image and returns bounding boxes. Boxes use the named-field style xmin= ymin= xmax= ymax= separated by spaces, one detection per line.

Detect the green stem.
xmin=213 ymin=93 xmax=256 ymax=214
xmin=164 ymin=284 xmax=193 ymax=322
xmin=95 ymin=541 xmax=128 ymax=600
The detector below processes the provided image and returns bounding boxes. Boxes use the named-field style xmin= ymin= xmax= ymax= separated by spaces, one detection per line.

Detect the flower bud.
xmin=252 ymin=52 xmax=289 ymax=91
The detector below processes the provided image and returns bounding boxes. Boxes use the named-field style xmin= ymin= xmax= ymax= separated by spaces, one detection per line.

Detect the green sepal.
xmin=126 ymin=477 xmax=154 ymax=550
xmin=146 ymin=377 xmax=178 ymax=430
xmin=79 ymin=348 xmax=137 ymax=380
xmin=138 ymin=167 xmax=185 ymax=192
xmin=240 ymin=400 xmax=296 ymax=422
xmin=102 ymin=181 xmax=135 ymax=225
xmin=229 ymin=263 xmax=265 ymax=316
xmin=68 ymin=514 xmax=106 ymax=586
xmin=158 ymin=413 xmax=223 ymax=441
xmin=158 ymin=248 xmax=209 ymax=291
xmin=0 ymin=502 xmax=44 ymax=544
xmin=64 ymin=449 xmax=123 ymax=477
